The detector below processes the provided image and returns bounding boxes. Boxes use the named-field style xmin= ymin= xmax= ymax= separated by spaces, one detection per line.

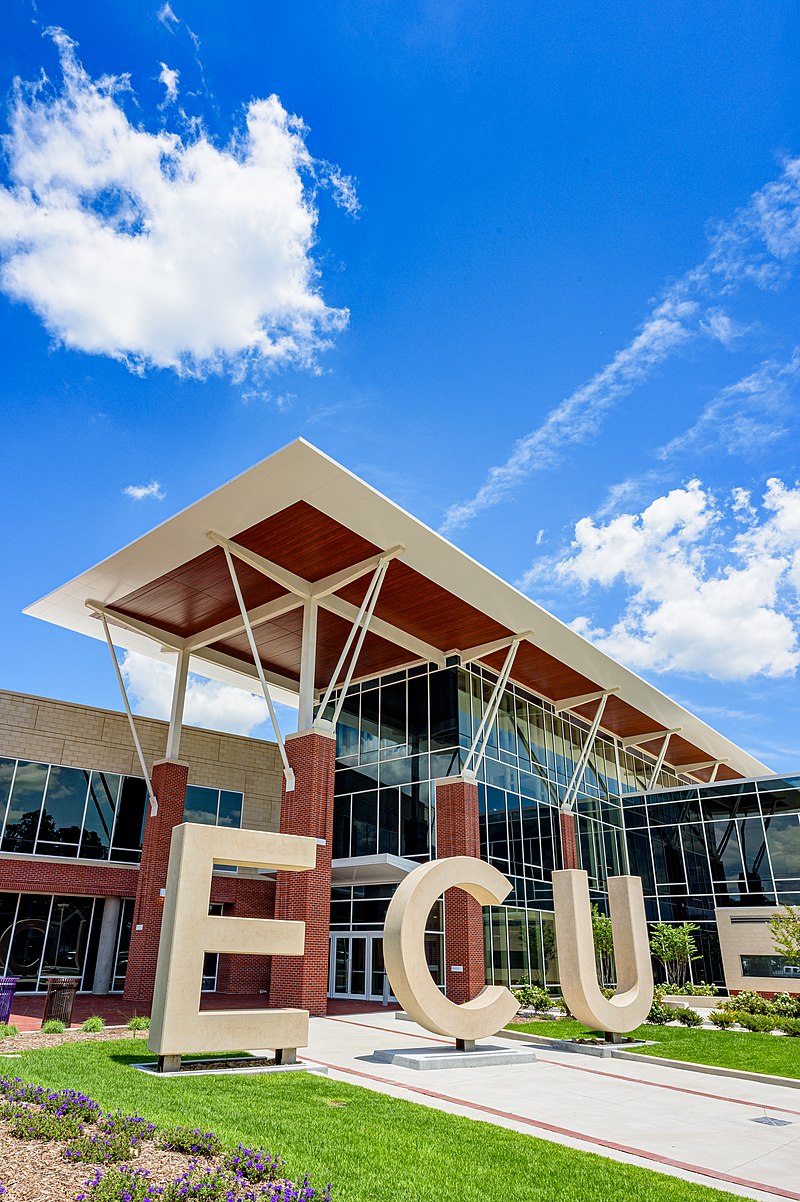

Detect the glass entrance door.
xmin=329 ymin=933 xmax=392 ymax=1002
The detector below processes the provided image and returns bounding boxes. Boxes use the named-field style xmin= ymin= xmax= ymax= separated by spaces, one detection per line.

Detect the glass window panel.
xmin=626 ymin=831 xmax=656 ymax=893
xmin=541 ymin=913 xmax=559 ymax=985
xmin=758 ymin=788 xmax=800 ymax=817
xmin=359 ymin=691 xmax=380 ymax=763
xmin=681 ymin=824 xmax=713 ymax=894
xmin=112 ymin=899 xmax=134 ymax=992
xmin=80 ymin=772 xmax=119 ymax=859
xmin=217 ymin=791 xmax=242 ymax=829
xmin=378 ymin=788 xmax=400 ymax=855
xmin=407 ymin=673 xmax=429 ymax=755
xmin=6 ymin=894 xmax=50 ymax=988
xmin=2 ymin=761 xmax=49 ymax=854
xmin=38 ymin=766 xmax=89 ymax=851
xmin=506 ymin=909 xmax=530 ymax=985
xmin=489 ymin=908 xmax=509 ymax=986
xmin=41 ymin=897 xmax=95 ymax=983
xmin=429 ymin=668 xmax=459 ymax=753
xmin=351 ymin=791 xmax=378 ymax=857
xmin=707 ymin=819 xmax=746 ymax=893
xmin=379 ymin=682 xmax=407 ymax=755
xmin=400 ymin=788 xmax=429 ymax=857
xmin=184 ymin=784 xmax=218 ymax=825
xmin=333 ymin=796 xmax=351 ymax=858
xmin=737 ymin=816 xmax=770 ymax=895
xmin=0 ymin=893 xmax=18 ymax=975
xmin=335 ymin=692 xmax=360 ymax=760
xmin=650 ymin=826 xmax=686 ymax=891
xmin=111 ymin=777 xmax=147 ymax=858
xmin=764 ymin=813 xmax=800 ymax=878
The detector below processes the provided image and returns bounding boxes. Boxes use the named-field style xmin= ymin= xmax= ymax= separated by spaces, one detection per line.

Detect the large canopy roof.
xmin=26 ymin=439 xmax=769 ymax=783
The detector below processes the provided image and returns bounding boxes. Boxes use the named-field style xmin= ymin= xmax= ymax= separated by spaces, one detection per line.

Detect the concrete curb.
xmin=503 ymin=1027 xmax=800 ymax=1088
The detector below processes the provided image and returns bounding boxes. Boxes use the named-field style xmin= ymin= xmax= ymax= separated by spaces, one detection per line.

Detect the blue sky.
xmin=3 ymin=1 xmax=800 ymax=770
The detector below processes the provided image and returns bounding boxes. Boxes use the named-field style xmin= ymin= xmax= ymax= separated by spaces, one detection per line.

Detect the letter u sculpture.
xmin=552 ymin=870 xmax=653 ymax=1034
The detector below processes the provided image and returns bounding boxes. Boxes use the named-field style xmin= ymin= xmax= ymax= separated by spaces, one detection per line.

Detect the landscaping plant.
xmin=591 ymin=904 xmax=615 ymax=987
xmin=81 ymin=1016 xmax=106 ymax=1033
xmin=648 ymin=922 xmax=701 ymax=986
xmin=769 ymin=904 xmax=800 ymax=966
xmin=41 ymin=1019 xmax=66 ymax=1034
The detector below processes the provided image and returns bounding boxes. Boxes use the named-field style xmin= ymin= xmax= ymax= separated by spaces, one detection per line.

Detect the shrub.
xmin=665 ymin=982 xmax=718 ymax=997
xmin=222 ymin=1145 xmax=284 ymax=1183
xmin=511 ymin=984 xmax=554 ymax=1012
xmin=0 ymin=1024 xmax=18 ymax=1040
xmin=776 ymin=1017 xmax=800 ymax=1036
xmin=75 ymin=1165 xmax=331 ymax=1201
xmin=41 ymin=1088 xmax=102 ymax=1122
xmin=10 ymin=1110 xmax=83 ymax=1140
xmin=41 ymin=1019 xmax=66 ymax=1034
xmin=81 ymin=1016 xmax=105 ymax=1033
xmin=126 ymin=1015 xmax=150 ymax=1031
xmin=158 ymin=1125 xmax=223 ymax=1157
xmin=674 ymin=1006 xmax=703 ymax=1027
xmin=708 ymin=1010 xmax=736 ymax=1029
xmin=720 ymin=990 xmax=772 ymax=1016
xmin=738 ymin=1013 xmax=776 ymax=1033
xmin=772 ymin=992 xmax=800 ymax=1017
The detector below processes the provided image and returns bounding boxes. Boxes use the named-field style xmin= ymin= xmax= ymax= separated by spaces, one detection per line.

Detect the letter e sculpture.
xmin=149 ymin=823 xmax=316 ymax=1068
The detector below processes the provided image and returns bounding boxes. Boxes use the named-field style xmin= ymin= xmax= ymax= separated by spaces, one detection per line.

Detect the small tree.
xmin=591 ymin=904 xmax=615 ymax=987
xmin=649 ymin=921 xmax=700 ymax=986
xmin=769 ymin=905 xmax=800 ymax=966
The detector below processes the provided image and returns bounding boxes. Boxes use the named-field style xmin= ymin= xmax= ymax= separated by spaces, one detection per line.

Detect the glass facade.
xmin=0 ymin=757 xmax=243 ymax=863
xmin=328 ymin=661 xmax=699 ymax=990
xmin=0 ymin=892 xmax=103 ymax=991
xmin=626 ymin=777 xmax=800 ymax=983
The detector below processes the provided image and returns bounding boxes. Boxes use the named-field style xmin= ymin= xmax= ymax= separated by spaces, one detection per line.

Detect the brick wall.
xmin=435 ymin=776 xmax=486 ymax=1005
xmin=213 ymin=877 xmax=277 ymax=996
xmin=0 ymin=856 xmax=137 ymax=898
xmin=269 ymin=730 xmax=336 ymax=1016
xmin=559 ymin=808 xmax=579 ymax=870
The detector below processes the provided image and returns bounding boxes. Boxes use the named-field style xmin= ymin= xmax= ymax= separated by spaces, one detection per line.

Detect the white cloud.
xmin=156 ymin=4 xmax=179 ymax=30
xmin=158 ymin=62 xmax=179 ymax=104
xmin=443 ymin=153 xmax=800 ymax=532
xmin=530 ymin=479 xmax=800 ymax=681
xmin=0 ymin=30 xmax=354 ymax=378
xmin=121 ymin=650 xmax=271 ymax=736
xmin=123 ymin=480 xmax=165 ymax=501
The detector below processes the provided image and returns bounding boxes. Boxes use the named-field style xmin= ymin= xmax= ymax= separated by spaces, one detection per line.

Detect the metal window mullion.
xmin=3 ymin=891 xmax=22 ymax=977
xmin=100 ymin=614 xmax=159 ymax=815
xmin=222 ymin=547 xmax=295 ymax=792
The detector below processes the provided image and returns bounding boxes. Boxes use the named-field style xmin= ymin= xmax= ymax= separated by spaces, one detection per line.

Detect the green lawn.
xmin=0 ymin=1038 xmax=745 ymax=1202
xmin=509 ymin=1019 xmax=800 ymax=1079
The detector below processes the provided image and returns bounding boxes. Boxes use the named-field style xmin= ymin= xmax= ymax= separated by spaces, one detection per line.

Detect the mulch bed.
xmin=0 ymin=1027 xmax=146 ymax=1054
xmin=0 ymin=1126 xmax=213 ymax=1202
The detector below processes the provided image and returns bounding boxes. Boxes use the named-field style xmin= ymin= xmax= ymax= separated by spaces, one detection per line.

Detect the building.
xmin=1 ymin=439 xmax=796 ymax=1009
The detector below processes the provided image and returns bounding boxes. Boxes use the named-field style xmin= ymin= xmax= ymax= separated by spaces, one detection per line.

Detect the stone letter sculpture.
xmin=149 ymin=823 xmax=316 ymax=1064
xmin=383 ymin=856 xmax=519 ymax=1043
xmin=552 ymin=869 xmax=653 ymax=1034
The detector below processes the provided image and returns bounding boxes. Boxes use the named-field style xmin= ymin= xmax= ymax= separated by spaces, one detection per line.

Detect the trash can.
xmin=0 ymin=977 xmax=17 ymax=1025
xmin=41 ymin=976 xmax=80 ymax=1028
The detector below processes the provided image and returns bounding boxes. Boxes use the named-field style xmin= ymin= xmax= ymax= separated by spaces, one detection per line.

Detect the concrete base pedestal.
xmin=372 ymin=1044 xmax=537 ymax=1071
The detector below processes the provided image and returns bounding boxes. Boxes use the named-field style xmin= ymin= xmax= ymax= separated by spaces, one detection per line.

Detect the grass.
xmin=2 ymin=1037 xmax=747 ymax=1202
xmin=509 ymin=1018 xmax=800 ymax=1078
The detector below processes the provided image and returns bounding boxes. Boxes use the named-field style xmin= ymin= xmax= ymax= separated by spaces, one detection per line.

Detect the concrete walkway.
xmin=288 ymin=1010 xmax=800 ymax=1202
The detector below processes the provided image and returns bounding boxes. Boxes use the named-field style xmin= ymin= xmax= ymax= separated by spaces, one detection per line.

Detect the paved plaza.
xmin=273 ymin=1011 xmax=800 ymax=1202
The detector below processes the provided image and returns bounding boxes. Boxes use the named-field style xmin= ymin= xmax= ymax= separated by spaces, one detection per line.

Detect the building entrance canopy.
xmin=26 ymin=439 xmax=766 ymax=783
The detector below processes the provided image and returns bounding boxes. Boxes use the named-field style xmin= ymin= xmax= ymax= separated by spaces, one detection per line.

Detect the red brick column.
xmin=123 ymin=759 xmax=189 ymax=1010
xmin=268 ymin=729 xmax=336 ymax=1016
xmin=435 ymin=775 xmax=486 ymax=1005
xmin=559 ymin=806 xmax=579 ymax=870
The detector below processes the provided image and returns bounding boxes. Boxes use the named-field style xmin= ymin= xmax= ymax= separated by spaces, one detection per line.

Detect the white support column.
xmin=314 ymin=557 xmax=390 ymax=730
xmin=561 ymin=691 xmax=612 ymax=813
xmin=222 ymin=546 xmax=296 ymax=791
xmin=298 ymin=600 xmax=318 ymax=732
xmin=99 ymin=614 xmax=158 ymax=816
xmin=647 ymin=732 xmax=674 ymax=790
xmin=166 ymin=648 xmax=189 ymax=761
xmin=462 ymin=633 xmax=531 ymax=780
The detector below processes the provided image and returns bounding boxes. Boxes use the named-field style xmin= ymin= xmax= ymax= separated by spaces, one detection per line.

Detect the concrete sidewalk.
xmin=284 ymin=1010 xmax=800 ymax=1202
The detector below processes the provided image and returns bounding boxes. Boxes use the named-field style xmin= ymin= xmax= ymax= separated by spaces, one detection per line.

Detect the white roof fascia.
xmin=24 ymin=438 xmax=771 ymax=779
